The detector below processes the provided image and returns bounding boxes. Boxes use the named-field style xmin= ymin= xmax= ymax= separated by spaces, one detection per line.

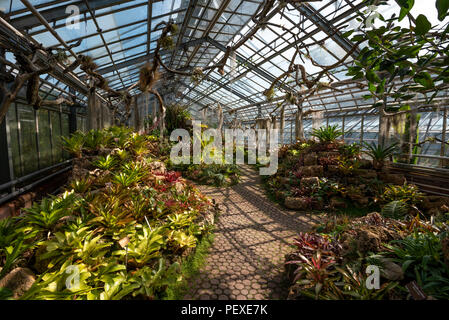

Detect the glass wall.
xmin=4 ymin=99 xmax=86 ymax=180
xmin=292 ymin=107 xmax=448 ymax=169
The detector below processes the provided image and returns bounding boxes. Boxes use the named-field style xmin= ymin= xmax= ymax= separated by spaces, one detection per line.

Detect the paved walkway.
xmin=184 ymin=166 xmax=320 ymax=300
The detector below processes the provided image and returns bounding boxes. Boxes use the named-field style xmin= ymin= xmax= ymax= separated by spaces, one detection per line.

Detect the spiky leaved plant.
xmin=363 ymin=142 xmax=398 ymax=170
xmin=310 ymin=125 xmax=343 ymax=143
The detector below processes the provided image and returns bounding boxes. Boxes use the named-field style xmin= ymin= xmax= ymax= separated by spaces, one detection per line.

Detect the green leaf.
xmin=436 ymin=0 xmax=449 ymax=21
xmin=415 ymin=14 xmax=431 ymax=35
xmin=342 ymin=30 xmax=354 ymax=38
xmin=398 ymin=0 xmax=415 ymax=21
xmin=366 ymin=70 xmax=381 ymax=83
xmin=414 ymin=72 xmax=434 ymax=89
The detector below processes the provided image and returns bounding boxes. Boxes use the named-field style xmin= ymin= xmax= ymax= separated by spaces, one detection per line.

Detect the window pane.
xmin=61 ymin=113 xmax=70 ymax=160
xmin=38 ymin=109 xmax=52 ymax=168
xmin=17 ymin=104 xmax=38 ymax=176
xmin=50 ymin=111 xmax=63 ymax=164
xmin=7 ymin=103 xmax=21 ymax=178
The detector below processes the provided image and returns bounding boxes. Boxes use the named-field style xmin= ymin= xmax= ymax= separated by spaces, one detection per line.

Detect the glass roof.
xmin=1 ymin=0 xmax=448 ymax=123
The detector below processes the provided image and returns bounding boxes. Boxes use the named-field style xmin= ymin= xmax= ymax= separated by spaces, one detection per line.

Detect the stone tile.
xmin=184 ymin=166 xmax=313 ymax=300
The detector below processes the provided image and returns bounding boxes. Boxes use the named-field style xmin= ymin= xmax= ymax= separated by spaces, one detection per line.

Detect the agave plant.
xmin=311 ymin=125 xmax=343 ymax=143
xmin=363 ymin=142 xmax=398 ymax=170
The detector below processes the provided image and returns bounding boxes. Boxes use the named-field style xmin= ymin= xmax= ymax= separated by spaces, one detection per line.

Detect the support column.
xmin=360 ymin=114 xmax=364 ymax=144
xmin=133 ymin=96 xmax=140 ymax=132
xmin=378 ymin=104 xmax=388 ymax=146
xmin=96 ymin=99 xmax=102 ymax=130
xmin=88 ymin=82 xmax=97 ymax=130
xmin=295 ymin=105 xmax=304 ymax=141
xmin=440 ymin=108 xmax=447 ymax=168
xmin=279 ymin=105 xmax=285 ymax=145
xmin=68 ymin=88 xmax=77 ymax=134
xmin=0 ymin=47 xmax=14 ymax=188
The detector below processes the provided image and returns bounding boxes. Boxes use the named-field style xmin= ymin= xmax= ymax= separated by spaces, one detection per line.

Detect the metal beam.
xmin=10 ymin=0 xmax=135 ymax=30
xmin=92 ymin=36 xmax=214 ymax=76
xmin=295 ymin=3 xmax=360 ymax=58
xmin=0 ymin=16 xmax=90 ymax=96
xmin=168 ymin=0 xmax=200 ymax=67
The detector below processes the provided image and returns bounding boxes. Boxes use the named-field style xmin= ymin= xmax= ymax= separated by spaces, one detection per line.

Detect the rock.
xmin=348 ymin=192 xmax=369 ymax=207
xmin=0 ymin=267 xmax=35 ymax=299
xmin=300 ymin=177 xmax=320 ymax=190
xmin=379 ymin=173 xmax=406 ymax=185
xmin=298 ymin=165 xmax=324 ymax=177
xmin=356 ymin=197 xmax=370 ymax=206
xmin=355 ymin=169 xmax=378 ymax=179
xmin=275 ymin=191 xmax=287 ymax=201
xmin=327 ymin=165 xmax=340 ymax=175
xmin=98 ymin=147 xmax=113 ymax=157
xmin=358 ymin=159 xmax=373 ymax=169
xmin=342 ymin=228 xmax=382 ymax=257
xmin=311 ymin=199 xmax=324 ymax=210
xmin=318 ymin=151 xmax=340 ymax=159
xmin=347 ymin=177 xmax=359 ymax=185
xmin=422 ymin=196 xmax=449 ymax=211
xmin=303 ymin=152 xmax=318 ymax=166
xmin=379 ymin=258 xmax=404 ymax=281
xmin=330 ymin=197 xmax=347 ymax=209
xmin=284 ymin=197 xmax=311 ymax=210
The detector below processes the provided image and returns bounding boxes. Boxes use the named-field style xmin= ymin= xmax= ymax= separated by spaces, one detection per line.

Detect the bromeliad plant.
xmin=1 ymin=127 xmax=216 ymax=300
xmin=382 ymin=231 xmax=449 ymax=299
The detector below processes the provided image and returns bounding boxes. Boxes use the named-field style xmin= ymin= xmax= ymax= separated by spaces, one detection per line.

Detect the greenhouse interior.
xmin=0 ymin=0 xmax=449 ymax=302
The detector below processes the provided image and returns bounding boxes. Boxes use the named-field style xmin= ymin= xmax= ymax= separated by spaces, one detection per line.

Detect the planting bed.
xmin=261 ymin=128 xmax=449 ymax=300
xmin=0 ymin=127 xmax=218 ymax=300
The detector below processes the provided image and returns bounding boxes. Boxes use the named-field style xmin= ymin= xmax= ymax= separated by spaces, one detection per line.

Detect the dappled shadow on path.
xmin=185 ymin=166 xmax=320 ymax=300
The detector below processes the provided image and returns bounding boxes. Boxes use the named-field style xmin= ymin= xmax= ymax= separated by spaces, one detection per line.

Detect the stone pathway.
xmin=184 ymin=165 xmax=321 ymax=300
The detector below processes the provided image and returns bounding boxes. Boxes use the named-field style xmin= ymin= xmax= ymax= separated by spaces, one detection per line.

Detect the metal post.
xmin=88 ymin=81 xmax=97 ymax=130
xmin=0 ymin=47 xmax=14 ymax=188
xmin=360 ymin=114 xmax=364 ymax=144
xmin=68 ymin=88 xmax=77 ymax=134
xmin=441 ymin=108 xmax=447 ymax=168
xmin=133 ymin=96 xmax=140 ymax=131
xmin=34 ymin=108 xmax=41 ymax=169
